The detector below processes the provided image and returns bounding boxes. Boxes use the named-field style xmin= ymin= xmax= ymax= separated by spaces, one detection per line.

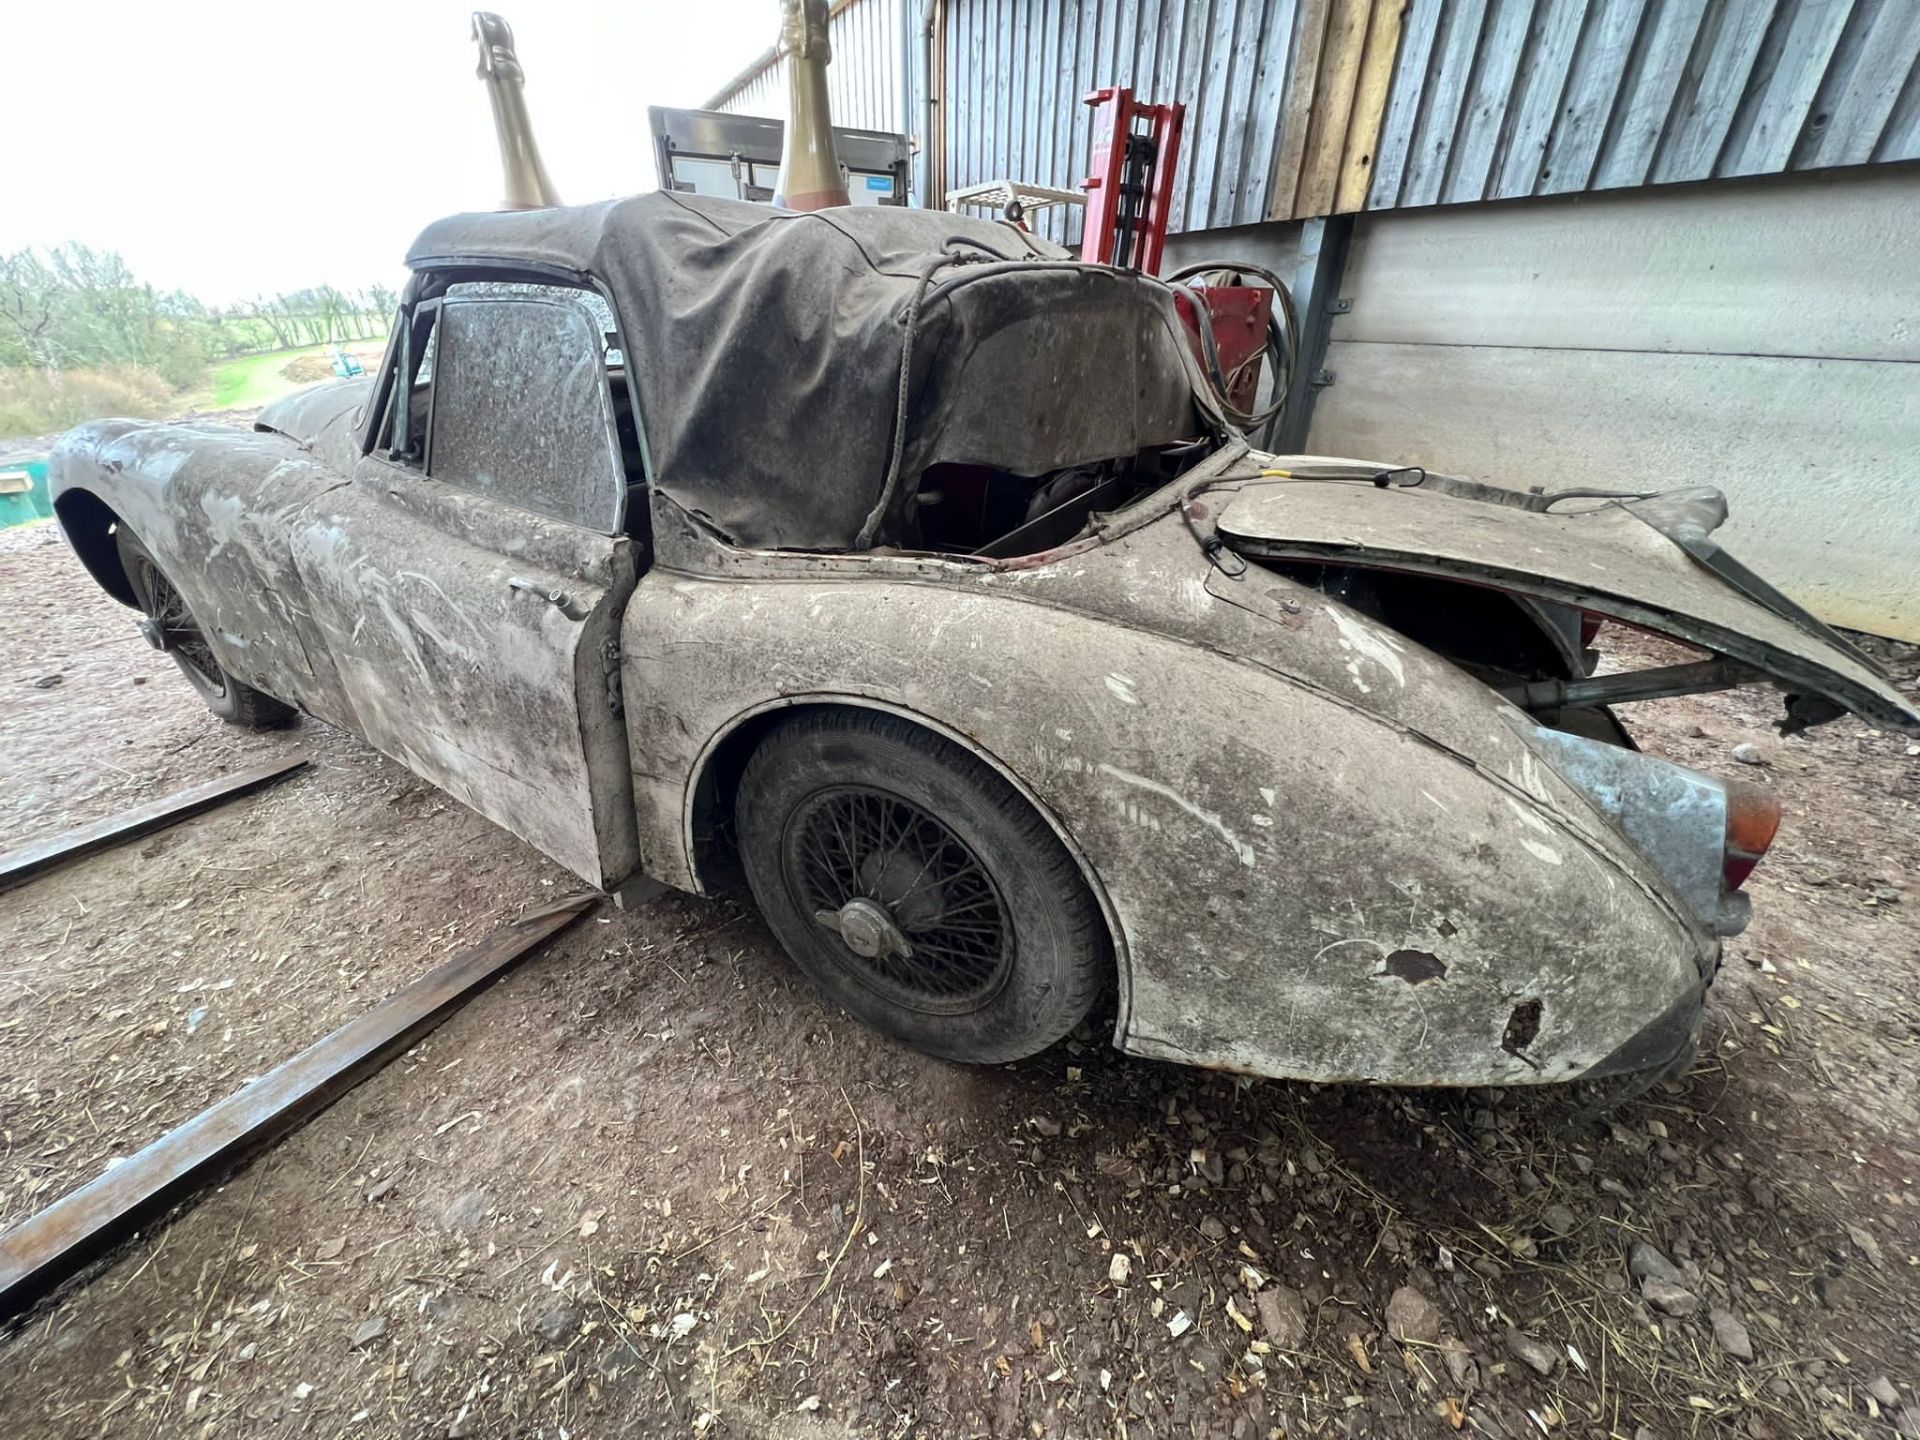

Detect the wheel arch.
xmin=682 ymin=694 xmax=1134 ymax=1030
xmin=52 ymin=488 xmax=137 ymax=607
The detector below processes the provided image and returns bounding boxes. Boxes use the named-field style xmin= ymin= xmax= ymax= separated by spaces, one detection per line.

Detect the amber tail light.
xmin=1722 ymin=781 xmax=1782 ymax=890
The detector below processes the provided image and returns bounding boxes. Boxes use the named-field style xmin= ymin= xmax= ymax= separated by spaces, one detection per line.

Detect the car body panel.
xmin=1215 ymin=467 xmax=1920 ymax=732
xmin=287 ymin=457 xmax=640 ymax=889
xmin=52 ymin=385 xmax=640 ymax=892
xmin=622 ymin=496 xmax=1712 ymax=1086
xmin=50 ymin=418 xmax=355 ymax=723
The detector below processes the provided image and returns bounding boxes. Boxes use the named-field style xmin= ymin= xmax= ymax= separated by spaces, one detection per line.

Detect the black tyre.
xmin=115 ymin=526 xmax=296 ymax=729
xmin=736 ymin=711 xmax=1108 ymax=1064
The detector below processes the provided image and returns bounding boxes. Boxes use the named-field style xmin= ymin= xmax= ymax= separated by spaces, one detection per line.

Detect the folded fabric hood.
xmin=406 ymin=192 xmax=1209 ymax=550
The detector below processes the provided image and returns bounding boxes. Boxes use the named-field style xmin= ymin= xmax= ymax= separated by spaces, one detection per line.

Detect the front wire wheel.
xmin=737 ymin=711 xmax=1108 ymax=1064
xmin=115 ymin=525 xmax=296 ymax=729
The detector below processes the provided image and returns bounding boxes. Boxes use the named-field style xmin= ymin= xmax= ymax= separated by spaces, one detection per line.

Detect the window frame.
xmin=365 ymin=263 xmax=654 ymax=537
xmin=429 ymin=289 xmax=628 ymax=533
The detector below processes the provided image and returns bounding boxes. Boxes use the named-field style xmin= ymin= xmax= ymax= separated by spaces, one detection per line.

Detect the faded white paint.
xmin=1094 ymin=762 xmax=1256 ymax=868
xmin=1326 ymin=604 xmax=1408 ymax=691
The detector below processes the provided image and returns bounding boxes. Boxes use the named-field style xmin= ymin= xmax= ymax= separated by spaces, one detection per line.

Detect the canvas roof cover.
xmin=407 ymin=192 xmax=1208 ymax=550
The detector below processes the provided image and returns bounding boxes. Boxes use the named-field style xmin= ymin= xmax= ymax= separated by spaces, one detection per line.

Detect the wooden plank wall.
xmin=1359 ymin=0 xmax=1920 ymax=213
xmin=1269 ymin=0 xmax=1411 ymax=219
xmin=929 ymin=0 xmax=1920 ymax=231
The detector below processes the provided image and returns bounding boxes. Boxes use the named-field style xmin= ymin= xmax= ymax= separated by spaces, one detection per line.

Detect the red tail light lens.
xmin=1722 ymin=781 xmax=1782 ymax=890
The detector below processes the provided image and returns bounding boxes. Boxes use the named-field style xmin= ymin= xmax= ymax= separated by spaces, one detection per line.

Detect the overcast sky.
xmin=7 ymin=0 xmax=779 ymax=303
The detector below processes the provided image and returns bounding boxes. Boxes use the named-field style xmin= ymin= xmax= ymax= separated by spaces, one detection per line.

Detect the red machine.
xmin=1080 ymin=87 xmax=1185 ymax=274
xmin=1080 ymin=87 xmax=1283 ymax=426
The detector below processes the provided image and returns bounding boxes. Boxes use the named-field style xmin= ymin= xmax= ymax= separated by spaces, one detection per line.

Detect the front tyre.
xmin=735 ymin=711 xmax=1108 ymax=1064
xmin=115 ymin=526 xmax=296 ymax=729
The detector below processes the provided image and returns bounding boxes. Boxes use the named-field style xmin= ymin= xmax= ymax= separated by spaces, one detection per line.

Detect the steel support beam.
xmin=0 ymin=894 xmax=596 ymax=1321
xmin=0 ymin=756 xmax=309 ymax=895
xmin=1269 ymin=212 xmax=1355 ymax=453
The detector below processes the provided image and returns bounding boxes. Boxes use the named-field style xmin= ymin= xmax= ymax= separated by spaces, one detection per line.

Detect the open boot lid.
xmin=1213 ymin=458 xmax=1919 ymax=735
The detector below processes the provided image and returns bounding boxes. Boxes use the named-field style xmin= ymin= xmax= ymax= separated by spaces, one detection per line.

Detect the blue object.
xmin=0 ymin=456 xmax=52 ymax=529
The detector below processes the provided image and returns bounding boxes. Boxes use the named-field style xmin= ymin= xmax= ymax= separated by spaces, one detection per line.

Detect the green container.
xmin=0 ymin=456 xmax=53 ymax=529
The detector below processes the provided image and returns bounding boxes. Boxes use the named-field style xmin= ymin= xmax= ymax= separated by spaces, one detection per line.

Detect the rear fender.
xmin=623 ymin=568 xmax=1708 ymax=1087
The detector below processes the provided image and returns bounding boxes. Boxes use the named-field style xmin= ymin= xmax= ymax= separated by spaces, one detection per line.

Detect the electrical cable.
xmin=1161 ymin=259 xmax=1300 ymax=434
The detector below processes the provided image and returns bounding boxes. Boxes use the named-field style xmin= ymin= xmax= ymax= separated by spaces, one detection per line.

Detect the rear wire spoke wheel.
xmin=115 ymin=525 xmax=296 ymax=729
xmin=736 ymin=711 xmax=1108 ymax=1064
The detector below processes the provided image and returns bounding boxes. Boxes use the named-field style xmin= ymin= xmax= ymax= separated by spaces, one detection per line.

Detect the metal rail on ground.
xmin=0 ymin=894 xmax=598 ymax=1321
xmin=0 ymin=755 xmax=310 ymax=894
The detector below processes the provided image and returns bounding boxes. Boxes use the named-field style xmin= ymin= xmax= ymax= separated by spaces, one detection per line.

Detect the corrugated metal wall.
xmin=935 ymin=0 xmax=1920 ymax=234
xmin=943 ymin=0 xmax=1309 ymax=244
xmin=706 ymin=0 xmax=906 ymax=134
xmin=1368 ymin=0 xmax=1920 ymax=212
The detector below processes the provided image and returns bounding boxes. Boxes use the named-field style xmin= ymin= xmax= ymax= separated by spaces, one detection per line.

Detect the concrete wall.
xmin=1306 ymin=164 xmax=1920 ymax=640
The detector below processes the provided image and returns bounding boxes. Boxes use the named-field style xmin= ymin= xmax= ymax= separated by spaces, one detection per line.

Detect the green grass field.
xmin=206 ymin=341 xmax=383 ymax=411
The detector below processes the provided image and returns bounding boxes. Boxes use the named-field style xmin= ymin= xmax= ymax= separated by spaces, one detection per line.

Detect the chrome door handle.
xmin=508 ymin=576 xmax=587 ymax=621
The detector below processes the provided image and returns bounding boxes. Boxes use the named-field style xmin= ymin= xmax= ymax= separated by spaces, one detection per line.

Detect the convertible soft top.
xmin=406 ymin=192 xmax=1208 ymax=549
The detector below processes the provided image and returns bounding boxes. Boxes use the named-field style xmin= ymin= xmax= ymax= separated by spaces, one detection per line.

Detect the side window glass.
xmin=428 ymin=292 xmax=625 ymax=533
xmin=415 ymin=316 xmax=439 ymax=384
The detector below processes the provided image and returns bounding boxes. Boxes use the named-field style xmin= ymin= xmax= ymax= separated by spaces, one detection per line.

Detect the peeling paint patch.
xmin=198 ymin=490 xmax=247 ymax=560
xmin=1502 ymin=795 xmax=1559 ymax=836
xmin=1382 ymin=949 xmax=1447 ymax=984
xmin=1519 ymin=836 xmax=1564 ymax=866
xmin=1503 ymin=998 xmax=1544 ymax=1055
xmin=1325 ymin=605 xmax=1407 ymax=689
xmin=1096 ymin=763 xmax=1255 ymax=868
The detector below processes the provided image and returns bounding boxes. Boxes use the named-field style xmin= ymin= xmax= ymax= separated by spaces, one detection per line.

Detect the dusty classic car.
xmin=49 ymin=192 xmax=1918 ymax=1089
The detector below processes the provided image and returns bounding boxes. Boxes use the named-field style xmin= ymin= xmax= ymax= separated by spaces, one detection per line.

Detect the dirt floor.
xmin=2 ymin=517 xmax=1917 ymax=1440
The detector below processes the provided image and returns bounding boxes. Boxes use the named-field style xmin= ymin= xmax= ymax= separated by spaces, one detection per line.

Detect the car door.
xmin=289 ymin=282 xmax=642 ymax=889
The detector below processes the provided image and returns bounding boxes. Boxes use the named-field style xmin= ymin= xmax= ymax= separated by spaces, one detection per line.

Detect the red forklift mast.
xmin=1080 ymin=87 xmax=1185 ymax=274
xmin=1080 ymin=87 xmax=1279 ymax=421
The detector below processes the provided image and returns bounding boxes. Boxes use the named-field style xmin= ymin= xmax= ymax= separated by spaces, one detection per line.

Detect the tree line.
xmin=0 ymin=243 xmax=398 ymax=390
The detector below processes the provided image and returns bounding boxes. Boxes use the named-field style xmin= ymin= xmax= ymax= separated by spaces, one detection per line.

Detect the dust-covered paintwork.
xmin=46 ymin=312 xmax=1915 ymax=1089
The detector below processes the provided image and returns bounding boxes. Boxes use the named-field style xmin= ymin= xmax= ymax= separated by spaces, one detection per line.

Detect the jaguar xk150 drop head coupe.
xmin=49 ymin=194 xmax=1920 ymax=1087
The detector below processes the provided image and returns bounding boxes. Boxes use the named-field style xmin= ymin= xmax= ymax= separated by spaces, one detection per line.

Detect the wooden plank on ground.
xmin=1335 ymin=0 xmax=1413 ymax=212
xmin=0 ymin=894 xmax=598 ymax=1321
xmin=0 ymin=756 xmax=310 ymax=895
